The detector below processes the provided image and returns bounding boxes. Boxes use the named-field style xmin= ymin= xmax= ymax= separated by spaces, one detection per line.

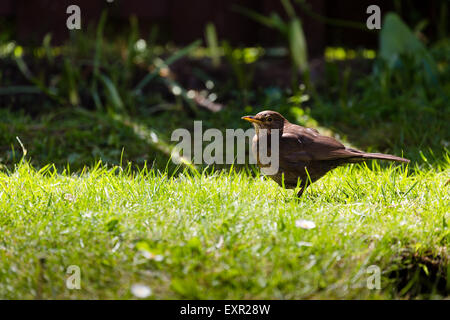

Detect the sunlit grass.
xmin=324 ymin=47 xmax=376 ymax=61
xmin=0 ymin=160 xmax=448 ymax=299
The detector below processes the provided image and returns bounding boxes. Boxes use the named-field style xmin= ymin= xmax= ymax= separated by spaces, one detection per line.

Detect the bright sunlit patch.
xmin=295 ymin=219 xmax=316 ymax=229
xmin=135 ymin=39 xmax=147 ymax=52
xmin=131 ymin=284 xmax=152 ymax=298
xmin=362 ymin=49 xmax=376 ymax=59
xmin=187 ymin=90 xmax=196 ymax=99
xmin=297 ymin=241 xmax=313 ymax=247
xmin=231 ymin=47 xmax=264 ymax=64
xmin=14 ymin=46 xmax=23 ymax=58
xmin=149 ymin=131 xmax=159 ymax=143
xmin=205 ymin=80 xmax=214 ymax=90
xmin=171 ymin=86 xmax=182 ymax=96
xmin=64 ymin=193 xmax=76 ymax=202
xmin=141 ymin=251 xmax=164 ymax=261
xmin=208 ymin=93 xmax=217 ymax=102
xmin=0 ymin=41 xmax=16 ymax=57
xmin=34 ymin=48 xmax=45 ymax=58
xmin=325 ymin=47 xmax=376 ymax=61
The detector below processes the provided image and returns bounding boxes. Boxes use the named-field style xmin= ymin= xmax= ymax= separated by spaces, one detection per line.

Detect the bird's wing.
xmin=280 ymin=128 xmax=360 ymax=162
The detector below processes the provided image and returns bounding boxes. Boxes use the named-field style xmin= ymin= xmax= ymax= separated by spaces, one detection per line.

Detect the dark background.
xmin=0 ymin=0 xmax=444 ymax=57
xmin=0 ymin=0 xmax=448 ymax=170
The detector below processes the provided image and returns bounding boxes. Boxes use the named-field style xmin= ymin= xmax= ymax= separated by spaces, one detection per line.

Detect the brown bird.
xmin=242 ymin=110 xmax=410 ymax=197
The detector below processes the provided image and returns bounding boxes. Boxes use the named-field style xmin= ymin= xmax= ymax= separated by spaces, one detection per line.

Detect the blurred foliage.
xmin=205 ymin=23 xmax=220 ymax=68
xmin=0 ymin=10 xmax=448 ymax=171
xmin=0 ymin=5 xmax=448 ymax=301
xmin=379 ymin=13 xmax=439 ymax=88
xmin=310 ymin=13 xmax=449 ymax=162
xmin=1 ymin=13 xmax=202 ymax=116
xmin=234 ymin=0 xmax=309 ymax=90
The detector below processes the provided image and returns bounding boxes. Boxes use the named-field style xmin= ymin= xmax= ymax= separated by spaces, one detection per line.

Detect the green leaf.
xmin=289 ymin=18 xmax=308 ymax=71
xmin=187 ymin=237 xmax=202 ymax=251
xmin=134 ymin=40 xmax=202 ymax=93
xmin=380 ymin=13 xmax=438 ymax=85
xmin=91 ymin=11 xmax=108 ymax=110
xmin=205 ymin=22 xmax=220 ymax=67
xmin=232 ymin=5 xmax=276 ymax=29
xmin=106 ymin=218 xmax=120 ymax=232
xmin=135 ymin=241 xmax=151 ymax=253
xmin=99 ymin=74 xmax=124 ymax=111
xmin=0 ymin=86 xmax=42 ymax=95
xmin=280 ymin=0 xmax=296 ymax=19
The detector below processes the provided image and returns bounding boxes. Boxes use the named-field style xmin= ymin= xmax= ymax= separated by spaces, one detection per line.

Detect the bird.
xmin=242 ymin=110 xmax=410 ymax=197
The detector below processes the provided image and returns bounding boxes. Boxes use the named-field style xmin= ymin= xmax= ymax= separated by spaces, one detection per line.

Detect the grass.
xmin=0 ymin=159 xmax=448 ymax=299
xmin=0 ymin=10 xmax=448 ymax=300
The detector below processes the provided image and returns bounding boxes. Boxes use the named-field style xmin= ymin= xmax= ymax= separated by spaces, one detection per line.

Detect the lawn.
xmin=0 ymin=9 xmax=449 ymax=300
xmin=0 ymin=159 xmax=448 ymax=299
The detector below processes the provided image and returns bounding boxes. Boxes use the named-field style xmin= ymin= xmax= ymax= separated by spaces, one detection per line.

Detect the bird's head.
xmin=241 ymin=110 xmax=286 ymax=131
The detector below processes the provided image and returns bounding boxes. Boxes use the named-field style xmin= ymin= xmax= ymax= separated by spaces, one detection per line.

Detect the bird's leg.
xmin=296 ymin=181 xmax=309 ymax=198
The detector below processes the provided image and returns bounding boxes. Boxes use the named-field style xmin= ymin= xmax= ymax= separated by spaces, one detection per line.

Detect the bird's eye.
xmin=267 ymin=117 xmax=273 ymax=122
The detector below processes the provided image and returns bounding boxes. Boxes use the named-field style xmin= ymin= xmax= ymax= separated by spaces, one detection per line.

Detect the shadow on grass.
xmin=387 ymin=249 xmax=449 ymax=298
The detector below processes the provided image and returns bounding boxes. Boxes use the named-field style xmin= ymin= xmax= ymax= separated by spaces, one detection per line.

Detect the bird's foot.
xmin=296 ymin=188 xmax=305 ymax=198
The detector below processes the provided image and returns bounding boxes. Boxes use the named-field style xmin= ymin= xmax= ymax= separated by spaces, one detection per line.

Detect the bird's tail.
xmin=359 ymin=152 xmax=410 ymax=163
xmin=346 ymin=148 xmax=410 ymax=163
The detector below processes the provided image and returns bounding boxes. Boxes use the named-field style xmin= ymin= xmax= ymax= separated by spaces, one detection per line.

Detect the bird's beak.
xmin=241 ymin=115 xmax=262 ymax=124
